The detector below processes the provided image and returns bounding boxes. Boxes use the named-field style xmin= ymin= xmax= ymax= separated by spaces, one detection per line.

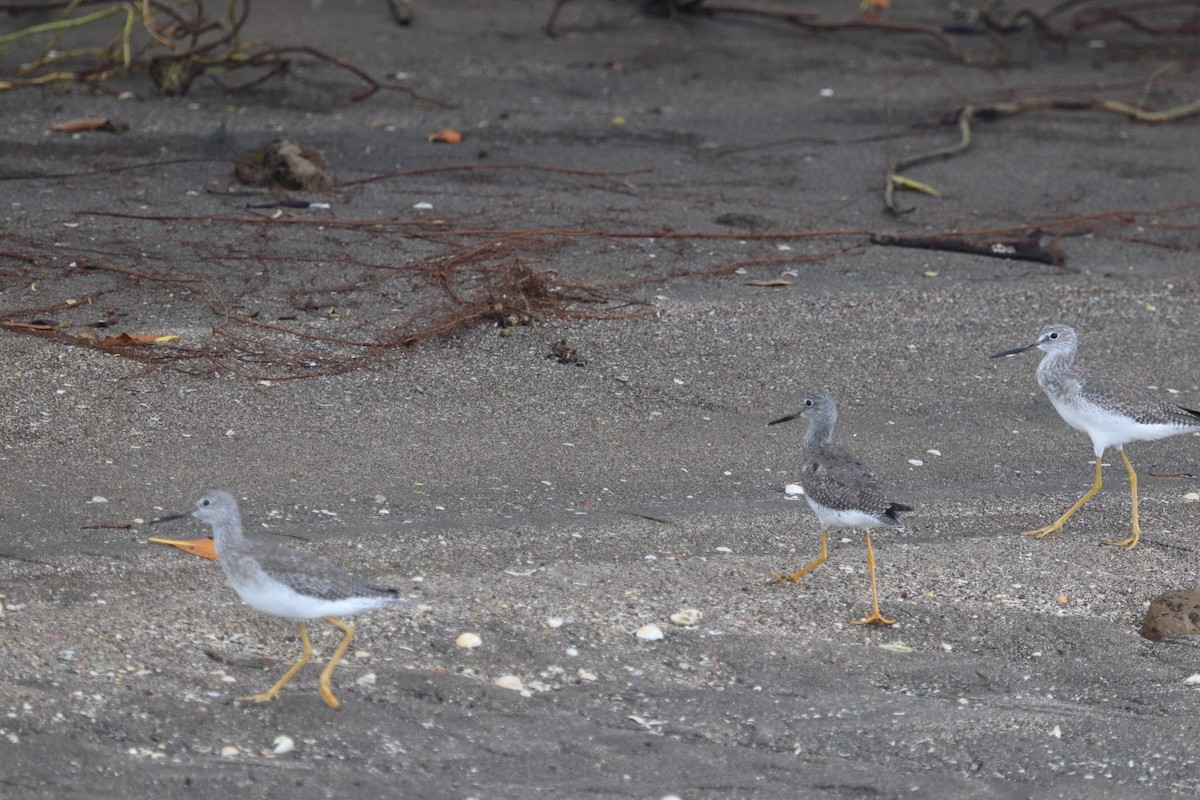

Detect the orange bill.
xmin=147 ymin=536 xmax=217 ymax=560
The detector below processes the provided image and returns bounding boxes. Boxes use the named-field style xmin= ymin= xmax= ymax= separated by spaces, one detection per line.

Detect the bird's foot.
xmin=1021 ymin=524 xmax=1063 ymax=540
xmin=767 ymin=568 xmax=808 ymax=584
xmin=237 ymin=690 xmax=280 ymax=703
xmin=851 ymin=611 xmax=895 ymax=626
xmin=1105 ymin=533 xmax=1139 ymax=551
xmin=318 ymin=680 xmax=341 ymax=709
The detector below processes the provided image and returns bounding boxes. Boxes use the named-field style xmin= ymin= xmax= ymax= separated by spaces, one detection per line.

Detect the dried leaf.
xmin=49 ymin=118 xmax=128 ymax=134
xmin=147 ymin=536 xmax=218 ymax=561
xmin=891 ymin=174 xmax=941 ymax=197
xmin=743 ymin=279 xmax=794 ymax=287
xmin=427 ymin=128 xmax=463 ymax=144
xmin=99 ymin=332 xmax=180 ymax=346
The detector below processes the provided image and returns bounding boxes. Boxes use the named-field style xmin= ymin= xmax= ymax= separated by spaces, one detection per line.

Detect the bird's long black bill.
xmin=990 ymin=341 xmax=1039 ymax=359
xmin=768 ymin=412 xmax=800 ymax=426
xmin=150 ymin=510 xmax=191 ymax=525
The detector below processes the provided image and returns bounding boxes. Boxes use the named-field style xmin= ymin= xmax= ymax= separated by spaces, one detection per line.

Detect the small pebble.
xmin=578 ymin=669 xmax=598 ymax=681
xmin=355 ymin=672 xmax=377 ymax=686
xmin=784 ymin=483 xmax=804 ymax=496
xmin=1183 ymin=492 xmax=1200 ymax=502
xmin=455 ymin=632 xmax=482 ymax=649
xmin=545 ymin=617 xmax=564 ymax=629
xmin=272 ymin=735 xmax=295 ymax=755
xmin=219 ymin=746 xmax=239 ymax=757
xmin=669 ymin=609 xmax=703 ymax=627
xmin=907 ymin=459 xmax=924 ymax=467
xmin=1184 ymin=674 xmax=1200 ymax=686
xmin=636 ymin=623 xmax=664 ymax=641
xmin=494 ymin=675 xmax=524 ymax=691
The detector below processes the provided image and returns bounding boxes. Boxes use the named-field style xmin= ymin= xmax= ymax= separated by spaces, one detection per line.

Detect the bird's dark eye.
xmin=201 ymin=499 xmax=210 ymax=507
xmin=1048 ymin=332 xmax=1058 ymax=340
xmin=804 ymin=399 xmax=814 ymax=408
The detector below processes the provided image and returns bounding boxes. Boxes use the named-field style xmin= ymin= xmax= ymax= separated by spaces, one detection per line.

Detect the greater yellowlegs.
xmin=769 ymin=392 xmax=912 ymax=626
xmin=992 ymin=324 xmax=1200 ymax=550
xmin=153 ymin=490 xmax=418 ymax=708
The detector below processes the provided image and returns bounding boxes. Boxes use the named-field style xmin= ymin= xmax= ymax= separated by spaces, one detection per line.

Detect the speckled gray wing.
xmin=803 ymin=442 xmax=910 ymax=524
xmin=1080 ymin=372 xmax=1200 ymax=428
xmin=250 ymin=548 xmax=406 ymax=603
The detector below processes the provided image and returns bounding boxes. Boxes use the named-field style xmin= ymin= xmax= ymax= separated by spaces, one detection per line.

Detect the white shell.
xmin=494 ymin=675 xmax=524 ymax=691
xmin=272 ymin=735 xmax=295 ymax=755
xmin=455 ymin=632 xmax=482 ymax=649
xmin=636 ymin=623 xmax=665 ymax=641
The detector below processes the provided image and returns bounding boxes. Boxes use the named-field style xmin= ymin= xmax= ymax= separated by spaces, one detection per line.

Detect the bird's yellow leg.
xmin=1106 ymin=449 xmax=1141 ymax=550
xmin=770 ymin=530 xmax=828 ymax=583
xmin=239 ymin=623 xmax=312 ymax=703
xmin=852 ymin=532 xmax=894 ymax=626
xmin=1024 ymin=458 xmax=1103 ymax=539
xmin=316 ymin=617 xmax=355 ymax=710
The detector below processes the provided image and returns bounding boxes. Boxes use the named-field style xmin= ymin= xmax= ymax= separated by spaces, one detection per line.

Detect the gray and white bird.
xmin=153 ymin=490 xmax=418 ymax=708
xmin=992 ymin=323 xmax=1200 ymax=550
xmin=769 ymin=392 xmax=911 ymax=626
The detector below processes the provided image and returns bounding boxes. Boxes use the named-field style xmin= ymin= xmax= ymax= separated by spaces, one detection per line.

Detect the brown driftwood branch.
xmin=885 ymin=96 xmax=1200 ymax=213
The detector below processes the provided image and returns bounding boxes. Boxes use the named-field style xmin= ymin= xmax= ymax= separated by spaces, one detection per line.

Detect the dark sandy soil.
xmin=2 ymin=1 xmax=1200 ymax=798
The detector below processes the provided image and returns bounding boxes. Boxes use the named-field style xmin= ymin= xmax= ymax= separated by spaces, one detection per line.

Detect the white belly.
xmin=1049 ymin=395 xmax=1185 ymax=454
xmin=806 ymin=498 xmax=887 ymax=531
xmin=221 ymin=563 xmax=392 ymax=621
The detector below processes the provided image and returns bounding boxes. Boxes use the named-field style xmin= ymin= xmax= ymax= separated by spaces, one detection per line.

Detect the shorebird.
xmin=769 ymin=392 xmax=912 ymax=626
xmin=992 ymin=324 xmax=1200 ymax=550
xmin=153 ymin=490 xmax=418 ymax=708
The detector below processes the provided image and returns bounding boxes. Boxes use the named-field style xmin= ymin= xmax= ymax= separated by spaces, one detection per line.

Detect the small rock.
xmin=272 ymin=735 xmax=295 ymax=755
xmin=636 ymin=623 xmax=664 ymax=641
xmin=669 ymin=609 xmax=703 ymax=627
xmin=219 ymin=745 xmax=239 ymax=757
xmin=545 ymin=617 xmax=564 ymax=629
xmin=494 ymin=675 xmax=524 ymax=691
xmin=1184 ymin=674 xmax=1200 ymax=686
xmin=784 ymin=484 xmax=804 ymax=496
xmin=1141 ymin=589 xmax=1200 ymax=641
xmin=907 ymin=459 xmax=924 ymax=467
xmin=355 ymin=672 xmax=377 ymax=686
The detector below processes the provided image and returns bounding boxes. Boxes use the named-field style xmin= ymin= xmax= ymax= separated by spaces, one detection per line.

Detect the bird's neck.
xmin=804 ymin=417 xmax=835 ymax=450
xmin=211 ymin=515 xmax=246 ymax=556
xmin=1036 ymin=348 xmax=1076 ymax=390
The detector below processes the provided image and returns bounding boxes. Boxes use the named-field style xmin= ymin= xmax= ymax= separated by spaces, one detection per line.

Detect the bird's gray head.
xmin=152 ymin=490 xmax=240 ymax=528
xmin=991 ymin=324 xmax=1077 ymax=359
xmin=769 ymin=392 xmax=836 ymax=427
